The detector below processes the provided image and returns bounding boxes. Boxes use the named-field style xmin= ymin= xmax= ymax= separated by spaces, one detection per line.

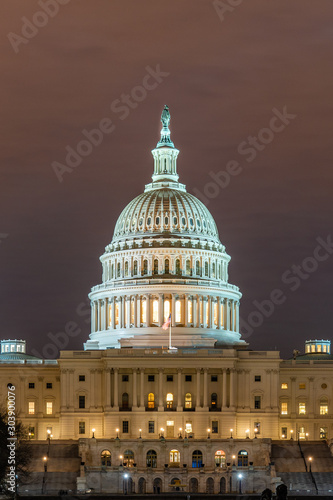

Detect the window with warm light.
xmin=46 ymin=402 xmax=53 ymax=415
xmin=169 ymin=449 xmax=180 ymax=464
xmin=166 ymin=393 xmax=173 ymax=409
xmin=215 ymin=450 xmax=226 ymax=468
xmin=299 ymin=383 xmax=306 ymax=390
xmin=281 ymin=383 xmax=288 ymax=389
xmin=152 ymin=299 xmax=159 ymax=323
xmin=185 ymin=422 xmax=192 ymax=434
xmin=185 ymin=393 xmax=192 ymax=409
xmin=320 ymin=398 xmax=328 ymax=415
xmin=141 ymin=299 xmax=146 ymax=323
xmin=28 ymin=402 xmax=35 ymax=415
xmin=101 ymin=450 xmax=111 ymax=467
xmin=214 ymin=302 xmax=218 ymax=325
xmin=299 ymin=402 xmax=306 ymax=414
xmin=130 ymin=300 xmax=134 ymax=325
xmin=175 ymin=300 xmax=181 ymax=323
xmin=109 ymin=304 xmax=112 ymax=327
xmin=188 ymin=300 xmax=193 ymax=323
xmin=281 ymin=402 xmax=288 ymax=415
xmin=148 ymin=393 xmax=154 ymax=409
xmin=115 ymin=303 xmax=119 ymax=326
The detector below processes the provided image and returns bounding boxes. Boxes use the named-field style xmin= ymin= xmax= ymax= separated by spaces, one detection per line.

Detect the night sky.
xmin=1 ymin=1 xmax=333 ymax=359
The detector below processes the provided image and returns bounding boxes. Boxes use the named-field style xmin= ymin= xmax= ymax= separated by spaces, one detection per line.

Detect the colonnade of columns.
xmin=91 ymin=294 xmax=239 ymax=333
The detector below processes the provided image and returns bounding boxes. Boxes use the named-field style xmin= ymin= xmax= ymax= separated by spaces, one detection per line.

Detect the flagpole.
xmin=169 ymin=320 xmax=172 ymax=349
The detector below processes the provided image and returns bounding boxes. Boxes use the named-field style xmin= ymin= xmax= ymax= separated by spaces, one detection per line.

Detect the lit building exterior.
xmin=1 ymin=107 xmax=333 ymax=494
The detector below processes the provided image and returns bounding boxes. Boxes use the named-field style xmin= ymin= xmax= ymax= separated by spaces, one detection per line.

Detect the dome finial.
xmin=156 ymin=105 xmax=175 ymax=148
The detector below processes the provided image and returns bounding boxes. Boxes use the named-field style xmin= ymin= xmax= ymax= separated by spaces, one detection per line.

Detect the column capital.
xmin=177 ymin=368 xmax=182 ymax=374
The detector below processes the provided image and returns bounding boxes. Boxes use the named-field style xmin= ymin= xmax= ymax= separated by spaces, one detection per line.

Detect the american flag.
xmin=162 ymin=314 xmax=171 ymax=330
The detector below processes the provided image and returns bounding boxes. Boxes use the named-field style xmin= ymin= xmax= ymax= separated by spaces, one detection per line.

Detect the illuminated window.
xmin=221 ymin=303 xmax=224 ymax=327
xmin=320 ymin=398 xmax=328 ymax=415
xmin=185 ymin=393 xmax=192 ymax=409
xmin=125 ymin=261 xmax=129 ymax=276
xmin=143 ymin=260 xmax=148 ymax=275
xmin=311 ymin=344 xmax=315 ymax=352
xmin=123 ymin=450 xmax=134 ymax=467
xmin=165 ymin=258 xmax=169 ymax=274
xmin=148 ymin=393 xmax=155 ymax=409
xmin=306 ymin=344 xmax=310 ymax=353
xmin=166 ymin=393 xmax=173 ymax=409
xmin=169 ymin=449 xmax=180 ymax=464
xmin=299 ymin=383 xmax=306 ymax=389
xmin=154 ymin=259 xmax=158 ymax=274
xmin=109 ymin=304 xmax=112 ymax=327
xmin=46 ymin=402 xmax=53 ymax=415
xmin=152 ymin=299 xmax=159 ymax=323
xmin=133 ymin=261 xmax=138 ymax=275
xmin=185 ymin=422 xmax=192 ymax=434
xmin=320 ymin=427 xmax=328 ymax=439
xmin=141 ymin=299 xmax=146 ymax=323
xmin=211 ymin=393 xmax=217 ymax=408
xmin=28 ymin=402 xmax=35 ymax=415
xmin=196 ymin=261 xmax=200 ymax=275
xmin=176 ymin=259 xmax=181 ymax=275
xmin=281 ymin=383 xmax=288 ymax=389
xmin=175 ymin=300 xmax=181 ymax=323
xmin=281 ymin=402 xmax=288 ymax=415
xmin=115 ymin=302 xmax=119 ymax=326
xmin=186 ymin=260 xmax=191 ymax=275
xmin=130 ymin=300 xmax=134 ymax=325
xmin=299 ymin=402 xmax=306 ymax=414
xmin=317 ymin=344 xmax=322 ymax=352
xmin=164 ymin=300 xmax=171 ymax=322
xmin=199 ymin=300 xmax=203 ymax=324
xmin=205 ymin=301 xmax=209 ymax=323
xmin=214 ymin=302 xmax=218 ymax=325
xmin=323 ymin=344 xmax=327 ymax=353
xmin=281 ymin=427 xmax=287 ymax=438
xmin=215 ymin=450 xmax=226 ymax=468
xmin=188 ymin=300 xmax=193 ymax=323
xmin=101 ymin=450 xmax=111 ymax=467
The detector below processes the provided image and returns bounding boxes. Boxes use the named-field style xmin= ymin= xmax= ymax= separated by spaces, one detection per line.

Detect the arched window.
xmin=196 ymin=261 xmax=200 ymax=275
xmin=124 ymin=449 xmax=134 ymax=467
xmin=148 ymin=393 xmax=155 ymax=409
xmin=154 ymin=259 xmax=158 ymax=274
xmin=101 ymin=450 xmax=111 ymax=467
xmin=133 ymin=261 xmax=138 ymax=276
xmin=215 ymin=450 xmax=226 ymax=468
xmin=192 ymin=450 xmax=203 ymax=468
xmin=169 ymin=449 xmax=180 ymax=465
xmin=117 ymin=262 xmax=121 ymax=278
xmin=143 ymin=259 xmax=148 ymax=275
xmin=122 ymin=393 xmax=129 ymax=409
xmin=138 ymin=477 xmax=146 ymax=494
xmin=205 ymin=262 xmax=209 ymax=276
xmin=320 ymin=397 xmax=328 ymax=415
xmin=212 ymin=262 xmax=216 ymax=278
xmin=146 ymin=449 xmax=157 ymax=468
xmin=125 ymin=261 xmax=129 ymax=277
xmin=206 ymin=477 xmax=214 ymax=494
xmin=189 ymin=477 xmax=198 ymax=493
xmin=176 ymin=259 xmax=181 ymax=275
xmin=165 ymin=258 xmax=170 ymax=274
xmin=152 ymin=299 xmax=159 ymax=323
xmin=166 ymin=393 xmax=173 ymax=409
xmin=211 ymin=393 xmax=217 ymax=409
xmin=238 ymin=450 xmax=248 ymax=467
xmin=111 ymin=264 xmax=114 ymax=279
xmin=175 ymin=300 xmax=181 ymax=323
xmin=186 ymin=260 xmax=191 ymax=275
xmin=185 ymin=393 xmax=192 ymax=409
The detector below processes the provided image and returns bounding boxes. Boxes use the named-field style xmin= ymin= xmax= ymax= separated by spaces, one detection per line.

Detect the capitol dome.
xmin=84 ymin=106 xmax=244 ymax=350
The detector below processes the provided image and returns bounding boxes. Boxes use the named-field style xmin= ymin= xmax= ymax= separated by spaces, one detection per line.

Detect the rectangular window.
xmin=281 ymin=427 xmax=287 ymax=438
xmin=185 ymin=422 xmax=192 ymax=434
xmin=28 ymin=402 xmax=35 ymax=415
xmin=79 ymin=422 xmax=85 ymax=434
xmin=299 ymin=402 xmax=306 ymax=414
xmin=46 ymin=402 xmax=53 ymax=415
xmin=281 ymin=383 xmax=288 ymax=389
xmin=28 ymin=426 xmax=35 ymax=439
xmin=46 ymin=383 xmax=52 ymax=389
xmin=320 ymin=404 xmax=328 ymax=415
xmin=211 ymin=375 xmax=218 ymax=382
xmin=254 ymin=396 xmax=261 ymax=409
xmin=79 ymin=395 xmax=85 ymax=409
xmin=79 ymin=375 xmax=85 ymax=382
xmin=28 ymin=382 xmax=35 ymax=389
xmin=148 ymin=375 xmax=155 ymax=382
xmin=212 ymin=420 xmax=218 ymax=434
xmin=148 ymin=421 xmax=155 ymax=434
xmin=185 ymin=375 xmax=192 ymax=382
xmin=281 ymin=402 xmax=288 ymax=415
xmin=122 ymin=375 xmax=129 ymax=382
xmin=122 ymin=421 xmax=129 ymax=433
xmin=299 ymin=383 xmax=306 ymax=390
xmin=166 ymin=375 xmax=173 ymax=382
xmin=255 ymin=375 xmax=261 ymax=382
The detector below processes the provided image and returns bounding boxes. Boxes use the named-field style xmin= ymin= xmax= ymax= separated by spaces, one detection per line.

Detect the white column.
xmin=226 ymin=300 xmax=230 ymax=331
xmin=217 ymin=297 xmax=221 ymax=330
xmin=136 ymin=296 xmax=140 ymax=327
xmin=196 ymin=369 xmax=201 ymax=408
xmin=134 ymin=296 xmax=138 ymax=327
xmin=203 ymin=297 xmax=207 ymax=328
xmin=171 ymin=294 xmax=176 ymax=327
xmin=91 ymin=302 xmax=95 ymax=332
xmin=126 ymin=296 xmax=131 ymax=328
xmin=97 ymin=300 xmax=101 ymax=331
xmin=105 ymin=298 xmax=109 ymax=329
xmin=159 ymin=294 xmax=163 ymax=326
xmin=111 ymin=297 xmax=116 ymax=329
xmin=235 ymin=301 xmax=239 ymax=332
xmin=177 ymin=368 xmax=182 ymax=410
xmin=184 ymin=294 xmax=189 ymax=327
xmin=208 ymin=296 xmax=212 ymax=328
xmin=146 ymin=294 xmax=150 ymax=327
xmin=197 ymin=296 xmax=201 ymax=327
xmin=132 ymin=368 xmax=137 ymax=408
xmin=193 ymin=296 xmax=197 ymax=327
xmin=158 ymin=368 xmax=164 ymax=410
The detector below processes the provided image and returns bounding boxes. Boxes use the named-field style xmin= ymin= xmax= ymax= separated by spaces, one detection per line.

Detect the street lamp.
xmin=207 ymin=428 xmax=211 ymax=439
xmin=254 ymin=428 xmax=258 ymax=439
xmin=124 ymin=473 xmax=129 ymax=495
xmin=139 ymin=428 xmax=142 ymax=439
xmin=116 ymin=428 xmax=119 ymax=439
xmin=43 ymin=456 xmax=48 ymax=472
xmin=232 ymin=455 xmax=236 ymax=466
xmin=290 ymin=429 xmax=294 ymax=440
xmin=178 ymin=427 xmax=182 ymax=439
xmin=230 ymin=428 xmax=233 ymax=439
xmin=47 ymin=429 xmax=51 ymax=443
xmin=160 ymin=427 xmax=164 ymax=438
xmin=238 ymin=473 xmax=243 ymax=494
xmin=246 ymin=429 xmax=250 ymax=439
xmin=92 ymin=428 xmax=95 ymax=439
xmin=308 ymin=456 xmax=312 ymax=473
xmin=306 ymin=432 xmax=309 ymax=440
xmin=119 ymin=455 xmax=123 ymax=466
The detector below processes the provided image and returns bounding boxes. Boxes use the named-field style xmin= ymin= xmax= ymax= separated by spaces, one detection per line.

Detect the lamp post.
xmin=139 ymin=428 xmax=142 ymax=439
xmin=119 ymin=455 xmax=123 ymax=466
xmin=178 ymin=427 xmax=182 ymax=439
xmin=47 ymin=429 xmax=51 ymax=444
xmin=238 ymin=473 xmax=242 ymax=494
xmin=309 ymin=456 xmax=312 ymax=473
xmin=116 ymin=428 xmax=119 ymax=439
xmin=207 ymin=428 xmax=211 ymax=439
xmin=245 ymin=429 xmax=250 ymax=439
xmin=42 ymin=456 xmax=48 ymax=494
xmin=254 ymin=428 xmax=258 ymax=439
xmin=92 ymin=428 xmax=95 ymax=439
xmin=160 ymin=427 xmax=164 ymax=438
xmin=230 ymin=428 xmax=233 ymax=439
xmin=124 ymin=473 xmax=129 ymax=495
xmin=290 ymin=429 xmax=294 ymax=440
xmin=232 ymin=455 xmax=236 ymax=466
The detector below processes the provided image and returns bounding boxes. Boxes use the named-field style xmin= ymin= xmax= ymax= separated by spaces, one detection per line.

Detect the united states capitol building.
xmin=1 ymin=107 xmax=333 ymax=495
